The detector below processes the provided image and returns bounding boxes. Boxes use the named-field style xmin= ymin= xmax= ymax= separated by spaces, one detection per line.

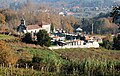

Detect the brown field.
xmin=54 ymin=48 xmax=120 ymax=61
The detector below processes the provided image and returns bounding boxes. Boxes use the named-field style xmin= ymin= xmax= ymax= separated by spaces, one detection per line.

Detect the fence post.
xmin=32 ymin=66 xmax=33 ymax=70
xmin=16 ymin=64 xmax=19 ymax=68
xmin=0 ymin=64 xmax=2 ymax=73
xmin=3 ymin=63 xmax=4 ymax=67
xmin=26 ymin=63 xmax=28 ymax=69
xmin=9 ymin=63 xmax=11 ymax=68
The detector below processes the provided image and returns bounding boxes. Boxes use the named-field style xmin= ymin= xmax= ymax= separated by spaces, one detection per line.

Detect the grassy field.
xmin=0 ymin=67 xmax=57 ymax=76
xmin=12 ymin=44 xmax=120 ymax=76
xmin=0 ymin=34 xmax=15 ymax=39
xmin=54 ymin=48 xmax=120 ymax=61
xmin=2 ymin=44 xmax=119 ymax=76
xmin=0 ymin=34 xmax=120 ymax=76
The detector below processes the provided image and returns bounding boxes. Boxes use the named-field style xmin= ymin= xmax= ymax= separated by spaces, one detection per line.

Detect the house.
xmin=17 ymin=19 xmax=51 ymax=35
xmin=24 ymin=22 xmax=51 ymax=34
xmin=75 ymin=27 xmax=82 ymax=34
xmin=59 ymin=12 xmax=65 ymax=16
xmin=52 ymin=36 xmax=65 ymax=41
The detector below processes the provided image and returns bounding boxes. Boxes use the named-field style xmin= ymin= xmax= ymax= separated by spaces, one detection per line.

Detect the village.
xmin=17 ymin=19 xmax=101 ymax=49
xmin=0 ymin=0 xmax=120 ymax=76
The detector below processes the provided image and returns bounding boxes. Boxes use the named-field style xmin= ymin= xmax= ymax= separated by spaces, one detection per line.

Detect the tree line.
xmin=0 ymin=4 xmax=78 ymax=34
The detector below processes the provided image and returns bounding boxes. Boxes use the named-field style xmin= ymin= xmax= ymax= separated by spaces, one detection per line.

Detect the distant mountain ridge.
xmin=32 ymin=0 xmax=119 ymax=7
xmin=0 ymin=0 xmax=119 ymax=8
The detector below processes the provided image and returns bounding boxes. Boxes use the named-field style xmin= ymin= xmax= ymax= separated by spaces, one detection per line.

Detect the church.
xmin=17 ymin=19 xmax=51 ymax=35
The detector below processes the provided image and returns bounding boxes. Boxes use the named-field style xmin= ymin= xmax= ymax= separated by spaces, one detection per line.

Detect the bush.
xmin=113 ymin=34 xmax=120 ymax=50
xmin=37 ymin=30 xmax=51 ymax=47
xmin=32 ymin=55 xmax=42 ymax=63
xmin=22 ymin=33 xmax=32 ymax=43
xmin=102 ymin=39 xmax=112 ymax=49
xmin=0 ymin=41 xmax=18 ymax=65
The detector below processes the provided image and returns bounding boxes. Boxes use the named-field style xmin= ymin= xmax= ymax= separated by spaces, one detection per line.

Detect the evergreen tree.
xmin=110 ymin=6 xmax=120 ymax=30
xmin=50 ymin=23 xmax=54 ymax=33
xmin=37 ymin=30 xmax=51 ymax=47
xmin=110 ymin=6 xmax=120 ymax=50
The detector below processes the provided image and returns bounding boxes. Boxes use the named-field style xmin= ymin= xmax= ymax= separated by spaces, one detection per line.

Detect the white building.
xmin=24 ymin=22 xmax=51 ymax=34
xmin=59 ymin=12 xmax=65 ymax=16
xmin=17 ymin=19 xmax=51 ymax=34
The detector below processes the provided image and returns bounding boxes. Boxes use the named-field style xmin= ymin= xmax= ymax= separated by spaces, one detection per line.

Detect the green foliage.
xmin=22 ymin=33 xmax=32 ymax=43
xmin=94 ymin=19 xmax=104 ymax=34
xmin=0 ymin=59 xmax=120 ymax=76
xmin=79 ymin=17 xmax=117 ymax=34
xmin=102 ymin=40 xmax=111 ymax=49
xmin=32 ymin=55 xmax=42 ymax=63
xmin=113 ymin=34 xmax=120 ymax=50
xmin=0 ymin=34 xmax=15 ymax=39
xmin=110 ymin=6 xmax=120 ymax=26
xmin=81 ymin=18 xmax=93 ymax=34
xmin=94 ymin=18 xmax=118 ymax=34
xmin=50 ymin=23 xmax=54 ymax=33
xmin=5 ymin=41 xmax=120 ymax=76
xmin=2 ymin=35 xmax=120 ymax=75
xmin=0 ymin=67 xmax=57 ymax=76
xmin=37 ymin=30 xmax=51 ymax=47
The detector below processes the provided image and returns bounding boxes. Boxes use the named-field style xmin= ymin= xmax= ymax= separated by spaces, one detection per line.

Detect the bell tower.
xmin=21 ymin=19 xmax=25 ymax=25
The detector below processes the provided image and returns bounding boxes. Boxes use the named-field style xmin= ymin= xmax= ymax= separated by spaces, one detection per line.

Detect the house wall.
xmin=23 ymin=28 xmax=41 ymax=34
xmin=27 ymin=28 xmax=41 ymax=33
xmin=42 ymin=24 xmax=51 ymax=33
xmin=24 ymin=24 xmax=51 ymax=34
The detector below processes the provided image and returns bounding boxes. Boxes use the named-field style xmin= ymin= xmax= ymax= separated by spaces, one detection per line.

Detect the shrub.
xmin=22 ymin=33 xmax=32 ymax=43
xmin=102 ymin=39 xmax=112 ymax=49
xmin=32 ymin=55 xmax=42 ymax=63
xmin=0 ymin=41 xmax=18 ymax=65
xmin=37 ymin=30 xmax=51 ymax=47
xmin=113 ymin=34 xmax=120 ymax=50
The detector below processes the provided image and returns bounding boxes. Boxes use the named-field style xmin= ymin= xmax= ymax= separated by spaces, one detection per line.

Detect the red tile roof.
xmin=27 ymin=21 xmax=50 ymax=30
xmin=27 ymin=24 xmax=41 ymax=30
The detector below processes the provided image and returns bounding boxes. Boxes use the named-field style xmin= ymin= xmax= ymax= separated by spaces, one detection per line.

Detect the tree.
xmin=0 ymin=13 xmax=5 ymax=24
xmin=37 ymin=30 xmax=51 ymax=47
xmin=0 ymin=13 xmax=6 ymax=32
xmin=110 ymin=6 xmax=120 ymax=30
xmin=50 ymin=23 xmax=54 ymax=33
xmin=81 ymin=18 xmax=94 ymax=34
xmin=113 ymin=34 xmax=120 ymax=50
xmin=103 ymin=39 xmax=112 ymax=49
xmin=110 ymin=6 xmax=120 ymax=50
xmin=22 ymin=33 xmax=32 ymax=43
xmin=65 ymin=21 xmax=73 ymax=33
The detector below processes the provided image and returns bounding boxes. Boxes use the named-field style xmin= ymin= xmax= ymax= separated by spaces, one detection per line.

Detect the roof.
xmin=27 ymin=22 xmax=50 ymax=30
xmin=76 ymin=27 xmax=82 ymax=31
xmin=27 ymin=24 xmax=41 ymax=30
xmin=53 ymin=36 xmax=60 ymax=38
xmin=38 ymin=21 xmax=50 ymax=25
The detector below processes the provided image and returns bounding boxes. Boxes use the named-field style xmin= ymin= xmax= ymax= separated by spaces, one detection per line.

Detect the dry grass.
xmin=54 ymin=48 xmax=120 ymax=61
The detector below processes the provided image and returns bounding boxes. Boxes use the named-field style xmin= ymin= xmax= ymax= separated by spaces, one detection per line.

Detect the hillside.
xmin=0 ymin=0 xmax=119 ymax=8
xmin=0 ymin=34 xmax=120 ymax=75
